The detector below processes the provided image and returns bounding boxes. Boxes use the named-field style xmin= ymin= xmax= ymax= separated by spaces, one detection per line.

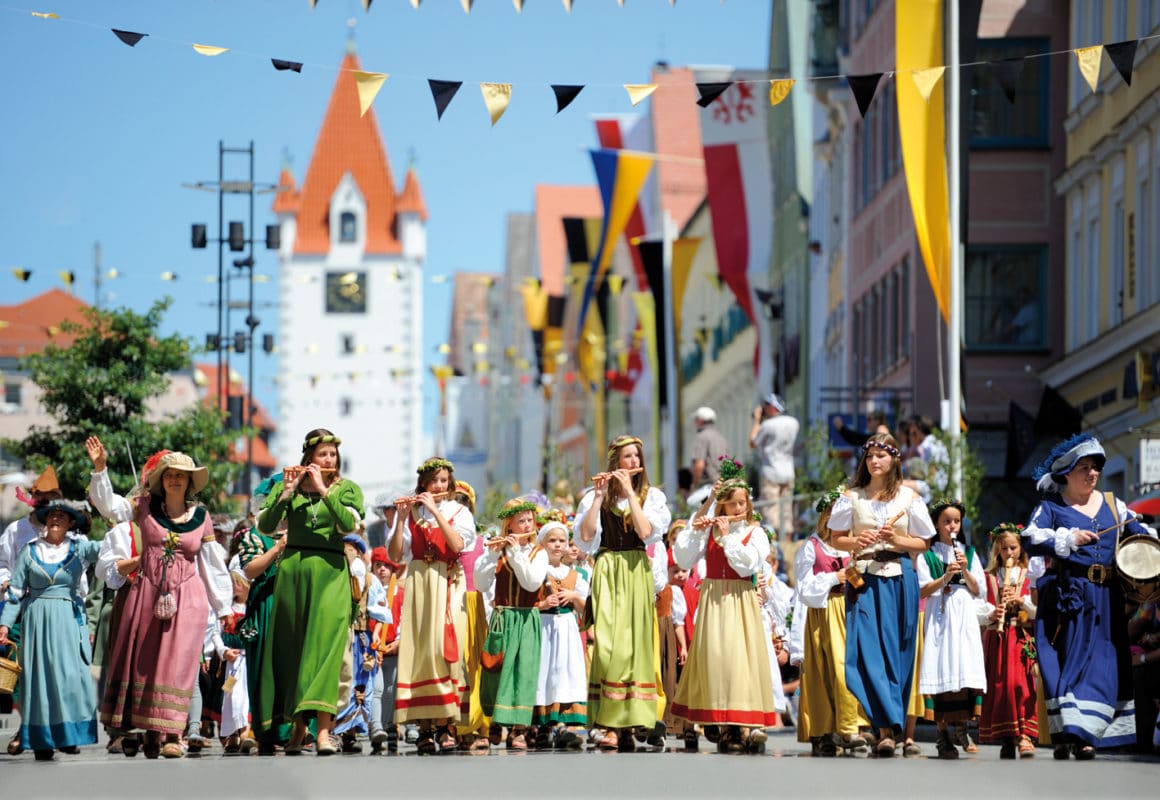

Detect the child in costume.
xmin=794 ymin=487 xmax=869 ymax=756
xmin=979 ymin=522 xmax=1038 ymax=758
xmin=671 ymin=457 xmax=778 ymax=753
xmin=532 ymin=514 xmax=589 ymax=749
xmin=658 ymin=520 xmax=690 ymax=736
xmin=917 ymin=498 xmax=986 ymax=758
xmin=473 ymin=499 xmax=549 ymax=750
xmin=334 ymin=534 xmax=390 ymax=753
xmin=369 ymin=546 xmax=405 ymax=752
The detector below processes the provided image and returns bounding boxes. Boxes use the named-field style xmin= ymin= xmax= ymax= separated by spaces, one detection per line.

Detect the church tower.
xmin=272 ymin=44 xmax=425 ymax=498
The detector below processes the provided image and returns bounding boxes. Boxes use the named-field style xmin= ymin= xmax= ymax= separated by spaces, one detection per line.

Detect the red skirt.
xmin=979 ymin=625 xmax=1038 ymax=742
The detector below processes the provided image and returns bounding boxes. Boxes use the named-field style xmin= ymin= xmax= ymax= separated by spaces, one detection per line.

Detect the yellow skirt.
xmin=394 ymin=560 xmax=469 ymax=724
xmin=797 ymin=594 xmax=868 ymax=742
xmin=907 ymin=609 xmax=926 ymax=718
xmin=458 ymin=591 xmax=492 ymax=737
xmin=670 ymin=579 xmax=777 ymax=727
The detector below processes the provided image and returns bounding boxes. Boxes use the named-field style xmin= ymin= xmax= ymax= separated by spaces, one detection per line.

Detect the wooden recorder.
xmin=283 ymin=466 xmax=337 ymax=481
xmin=590 ymin=467 xmax=644 ymax=482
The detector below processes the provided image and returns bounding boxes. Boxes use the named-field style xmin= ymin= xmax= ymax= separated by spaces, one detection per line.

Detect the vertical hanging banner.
xmin=896 ymin=0 xmax=952 ymax=322
xmin=696 ymin=68 xmax=775 ymax=390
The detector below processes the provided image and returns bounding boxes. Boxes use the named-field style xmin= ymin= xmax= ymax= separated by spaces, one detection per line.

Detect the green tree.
xmin=3 ymin=299 xmax=243 ymax=513
xmin=797 ymin=421 xmax=852 ymax=498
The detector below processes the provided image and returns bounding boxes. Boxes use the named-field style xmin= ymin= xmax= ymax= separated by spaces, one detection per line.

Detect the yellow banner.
xmin=896 ymin=0 xmax=951 ymax=322
xmin=480 ymin=82 xmax=512 ymax=126
xmin=353 ymin=71 xmax=388 ymax=117
xmin=192 ymin=44 xmax=228 ymax=57
xmin=769 ymin=79 xmax=794 ymax=107
xmin=1075 ymin=45 xmax=1104 ymax=93
xmin=624 ymin=84 xmax=657 ymax=106
xmin=671 ymin=236 xmax=701 ymax=344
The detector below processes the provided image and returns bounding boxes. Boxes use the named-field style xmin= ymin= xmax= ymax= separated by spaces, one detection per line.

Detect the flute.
xmin=997 ymin=557 xmax=1020 ymax=629
xmin=283 ymin=466 xmax=338 ymax=480
xmin=485 ymin=531 xmax=538 ymax=548
xmin=394 ymin=491 xmax=451 ymax=505
xmin=844 ymin=507 xmax=908 ymax=590
xmin=691 ymin=513 xmax=747 ymax=530
xmin=590 ymin=467 xmax=644 ymax=482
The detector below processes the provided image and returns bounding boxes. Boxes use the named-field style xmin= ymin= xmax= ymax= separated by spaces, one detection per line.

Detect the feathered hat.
xmin=1032 ymin=433 xmax=1105 ymax=493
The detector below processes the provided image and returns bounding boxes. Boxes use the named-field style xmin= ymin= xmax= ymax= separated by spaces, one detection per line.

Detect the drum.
xmin=1116 ymin=535 xmax=1160 ymax=604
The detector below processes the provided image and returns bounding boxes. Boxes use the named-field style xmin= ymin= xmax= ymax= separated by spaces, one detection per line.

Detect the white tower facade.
xmin=271 ymin=48 xmax=425 ymax=501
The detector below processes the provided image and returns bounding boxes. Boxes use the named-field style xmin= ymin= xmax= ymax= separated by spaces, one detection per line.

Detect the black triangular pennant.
xmin=695 ymin=81 xmax=732 ymax=108
xmin=551 ymin=84 xmax=584 ymax=114
xmin=271 ymin=59 xmax=303 ymax=73
xmin=994 ymin=58 xmax=1025 ymax=104
xmin=428 ymin=79 xmax=463 ymax=121
xmin=1106 ymin=40 xmax=1138 ymax=86
xmin=848 ymin=73 xmax=883 ymax=118
xmin=111 ymin=29 xmax=147 ymax=47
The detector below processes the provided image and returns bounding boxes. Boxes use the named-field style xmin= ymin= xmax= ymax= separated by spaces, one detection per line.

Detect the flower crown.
xmin=497 ymin=500 xmax=538 ymax=520
xmin=607 ymin=435 xmax=644 ymax=461
xmin=815 ymin=485 xmax=845 ymax=513
xmin=717 ymin=455 xmax=746 ymax=483
xmin=537 ymin=508 xmax=567 ymax=526
xmin=988 ymin=522 xmax=1024 ymax=540
xmin=417 ymin=457 xmax=454 ymax=475
xmin=929 ymin=497 xmax=964 ymax=521
xmin=861 ymin=439 xmax=900 ymax=459
xmin=302 ymin=434 xmax=341 ymax=452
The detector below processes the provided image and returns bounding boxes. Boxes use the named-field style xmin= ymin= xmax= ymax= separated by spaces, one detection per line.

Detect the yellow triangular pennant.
xmin=624 ymin=84 xmax=658 ymax=106
xmin=192 ymin=44 xmax=229 ymax=57
xmin=353 ymin=71 xmax=388 ymax=117
xmin=1075 ymin=45 xmax=1103 ymax=93
xmin=911 ymin=66 xmax=945 ymax=102
xmin=562 ymin=0 xmax=573 ymax=10
xmin=480 ymin=82 xmax=511 ymax=126
xmin=409 ymin=0 xmax=420 ymax=7
xmin=513 ymin=0 xmax=524 ymax=12
xmin=461 ymin=0 xmax=473 ymax=11
xmin=31 ymin=11 xmax=59 ymax=19
xmin=769 ymin=79 xmax=794 ymax=106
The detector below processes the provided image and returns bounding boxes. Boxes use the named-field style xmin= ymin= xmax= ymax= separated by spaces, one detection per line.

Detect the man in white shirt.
xmin=749 ymin=393 xmax=799 ymax=538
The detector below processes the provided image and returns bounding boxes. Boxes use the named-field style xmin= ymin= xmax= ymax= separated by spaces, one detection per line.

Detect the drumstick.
xmin=1094 ymin=518 xmax=1134 ymax=537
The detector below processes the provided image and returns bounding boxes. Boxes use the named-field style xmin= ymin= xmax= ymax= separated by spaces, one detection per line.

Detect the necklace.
xmin=308 ymin=495 xmax=323 ymax=527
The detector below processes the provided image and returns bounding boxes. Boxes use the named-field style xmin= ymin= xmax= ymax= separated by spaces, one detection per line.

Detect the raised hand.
xmin=85 ymin=435 xmax=107 ymax=471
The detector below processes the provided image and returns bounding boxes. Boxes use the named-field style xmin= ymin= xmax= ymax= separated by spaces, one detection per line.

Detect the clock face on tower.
xmin=325 ymin=270 xmax=367 ymax=313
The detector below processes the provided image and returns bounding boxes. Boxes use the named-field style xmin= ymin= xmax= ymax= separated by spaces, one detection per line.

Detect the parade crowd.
xmin=1 ymin=419 xmax=1158 ymax=764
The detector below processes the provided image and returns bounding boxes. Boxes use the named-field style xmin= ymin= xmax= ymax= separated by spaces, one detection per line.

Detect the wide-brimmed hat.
xmin=33 ymin=498 xmax=90 ymax=527
xmin=146 ymin=451 xmax=209 ymax=496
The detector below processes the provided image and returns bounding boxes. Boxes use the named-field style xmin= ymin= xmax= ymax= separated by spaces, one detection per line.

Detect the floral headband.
xmin=417 ymin=457 xmax=454 ymax=475
xmin=862 ymin=440 xmax=900 ymax=459
xmin=537 ymin=508 xmax=567 ymax=526
xmin=988 ymin=522 xmax=1024 ymax=540
xmin=497 ymin=500 xmax=538 ymax=520
xmin=607 ymin=435 xmax=644 ymax=460
xmin=815 ymin=486 xmax=845 ymax=513
xmin=302 ymin=434 xmax=341 ymax=452
xmin=929 ymin=497 xmax=964 ymax=521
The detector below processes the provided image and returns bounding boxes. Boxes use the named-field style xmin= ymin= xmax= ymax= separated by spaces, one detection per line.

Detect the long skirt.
xmin=586 ymin=550 xmax=661 ymax=730
xmin=15 ymin=598 xmax=98 ymax=750
xmin=534 ymin=609 xmax=588 ymax=727
xmin=457 ymin=591 xmax=491 ymax=737
xmin=979 ymin=626 xmax=1038 ymax=742
xmin=845 ymin=561 xmax=919 ymax=735
xmin=908 ymin=609 xmax=926 ymax=719
xmin=335 ymin=630 xmax=378 ymax=735
xmin=220 ymin=655 xmax=250 ymax=738
xmin=480 ymin=607 xmax=542 ymax=727
xmin=1035 ymin=574 xmax=1135 ymax=747
xmin=101 ymin=571 xmax=209 ymax=736
xmin=394 ymin=560 xmax=469 ymax=724
xmin=797 ymin=596 xmax=866 ymax=742
xmin=657 ymin=614 xmax=680 ymax=732
xmin=256 ymin=549 xmax=350 ymax=731
xmin=670 ymin=579 xmax=778 ymax=727
xmin=243 ymin=567 xmax=295 ymax=744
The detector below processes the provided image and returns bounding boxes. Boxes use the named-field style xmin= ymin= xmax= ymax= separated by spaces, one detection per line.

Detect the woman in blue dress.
xmin=1023 ymin=434 xmax=1156 ymax=759
xmin=0 ymin=500 xmax=100 ymax=761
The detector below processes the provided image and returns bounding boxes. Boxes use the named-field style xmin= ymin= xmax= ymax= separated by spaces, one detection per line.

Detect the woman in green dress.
xmin=255 ymin=429 xmax=363 ymax=756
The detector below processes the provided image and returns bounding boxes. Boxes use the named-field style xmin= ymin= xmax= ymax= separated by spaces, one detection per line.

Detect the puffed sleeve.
xmin=366 ymin=574 xmax=391 ymax=625
xmin=968 ymin=549 xmax=987 ymax=599
xmin=96 ymin=521 xmax=133 ymax=590
xmin=473 ymin=544 xmax=500 ymax=592
xmin=650 ymin=543 xmax=669 ymax=595
xmin=198 ymin=536 xmax=234 ymax=618
xmin=670 ymin=587 xmax=686 ymax=627
xmin=641 ymin=488 xmax=672 ymax=545
xmin=907 ymin=494 xmax=936 ymax=540
xmin=0 ymin=548 xmax=30 ymax=628
xmin=0 ymin=520 xmax=18 ymax=587
xmin=1023 ymin=502 xmax=1080 ymax=558
xmin=88 ymin=468 xmax=135 ymax=524
xmin=322 ymin=480 xmax=363 ymax=535
xmin=447 ymin=503 xmax=476 ymax=553
xmin=507 ymin=545 xmax=549 ymax=593
xmin=1027 ymin=556 xmax=1046 ymax=581
xmin=572 ymin=490 xmax=601 ymax=555
xmin=827 ymin=495 xmax=854 ymax=532
xmin=722 ymin=524 xmax=766 ymax=577
xmin=793 ymin=538 xmax=838 ymax=609
xmin=672 ymin=522 xmax=708 ymax=571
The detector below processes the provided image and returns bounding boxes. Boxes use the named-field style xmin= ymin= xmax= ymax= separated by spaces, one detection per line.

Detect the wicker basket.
xmin=0 ymin=645 xmax=19 ymax=695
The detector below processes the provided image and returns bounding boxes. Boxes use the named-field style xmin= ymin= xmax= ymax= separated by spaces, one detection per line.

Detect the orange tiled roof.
xmin=194 ymin=362 xmax=276 ymax=432
xmin=232 ymin=434 xmax=276 ymax=469
xmin=396 ymin=167 xmax=428 ymax=222
xmin=289 ymin=51 xmax=401 ymax=255
xmin=0 ymin=288 xmax=89 ymax=358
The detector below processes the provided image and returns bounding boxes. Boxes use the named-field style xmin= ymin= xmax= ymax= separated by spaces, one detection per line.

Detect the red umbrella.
xmin=1128 ymin=496 xmax=1160 ymax=517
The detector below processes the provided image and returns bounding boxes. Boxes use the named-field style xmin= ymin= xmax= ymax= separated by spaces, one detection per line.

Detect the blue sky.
xmin=0 ymin=0 xmax=771 ymax=438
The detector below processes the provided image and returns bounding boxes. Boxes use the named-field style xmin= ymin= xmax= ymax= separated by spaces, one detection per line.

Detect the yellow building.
xmin=1051 ymin=2 xmax=1160 ymax=499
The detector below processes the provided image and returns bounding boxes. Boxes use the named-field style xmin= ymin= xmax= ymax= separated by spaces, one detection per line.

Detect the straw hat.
xmin=146 ymin=451 xmax=209 ymax=496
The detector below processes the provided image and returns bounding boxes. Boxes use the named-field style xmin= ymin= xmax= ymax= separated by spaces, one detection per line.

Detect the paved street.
xmin=2 ymin=725 xmax=1156 ymax=799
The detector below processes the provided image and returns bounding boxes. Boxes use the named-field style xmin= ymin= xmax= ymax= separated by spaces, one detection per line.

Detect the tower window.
xmin=340 ymin=211 xmax=357 ymax=243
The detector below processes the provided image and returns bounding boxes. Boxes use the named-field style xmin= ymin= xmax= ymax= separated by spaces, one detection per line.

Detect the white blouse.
xmin=473 ymin=542 xmax=549 ymax=594
xmin=793 ymin=534 xmax=844 ymax=609
xmin=394 ymin=500 xmax=477 ymax=566
xmin=544 ymin=563 xmax=591 ymax=603
xmin=572 ymin=487 xmax=671 ymax=556
xmin=827 ymin=488 xmax=936 ymax=578
xmin=672 ymin=517 xmax=768 ymax=578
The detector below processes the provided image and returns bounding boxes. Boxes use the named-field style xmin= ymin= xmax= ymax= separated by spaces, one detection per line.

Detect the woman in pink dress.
xmin=86 ymin=437 xmax=232 ymax=759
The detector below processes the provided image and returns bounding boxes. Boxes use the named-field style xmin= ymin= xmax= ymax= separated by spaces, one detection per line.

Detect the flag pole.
xmin=947 ymin=0 xmax=964 ymax=493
